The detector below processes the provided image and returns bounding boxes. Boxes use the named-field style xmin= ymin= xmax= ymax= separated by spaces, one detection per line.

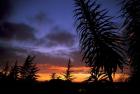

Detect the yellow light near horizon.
xmin=113 ymin=73 xmax=129 ymax=82
xmin=37 ymin=63 xmax=130 ymax=82
xmin=37 ymin=73 xmax=51 ymax=81
xmin=72 ymin=73 xmax=90 ymax=82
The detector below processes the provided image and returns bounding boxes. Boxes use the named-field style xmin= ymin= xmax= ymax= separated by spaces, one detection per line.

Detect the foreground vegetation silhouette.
xmin=120 ymin=0 xmax=140 ymax=88
xmin=74 ymin=0 xmax=127 ymax=82
xmin=0 ymin=55 xmax=130 ymax=94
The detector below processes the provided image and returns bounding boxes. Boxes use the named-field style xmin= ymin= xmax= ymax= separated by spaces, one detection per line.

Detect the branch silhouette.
xmin=74 ymin=0 xmax=126 ymax=82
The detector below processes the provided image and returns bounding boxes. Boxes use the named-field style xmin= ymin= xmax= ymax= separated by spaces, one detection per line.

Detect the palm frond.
xmin=74 ymin=0 xmax=126 ymax=82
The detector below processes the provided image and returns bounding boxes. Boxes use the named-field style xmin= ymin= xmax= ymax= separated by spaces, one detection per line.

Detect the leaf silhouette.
xmin=74 ymin=0 xmax=126 ymax=82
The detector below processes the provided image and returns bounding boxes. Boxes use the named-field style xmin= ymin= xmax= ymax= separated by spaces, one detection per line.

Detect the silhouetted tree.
xmin=0 ymin=61 xmax=10 ymax=80
xmin=50 ymin=73 xmax=57 ymax=80
xmin=2 ymin=61 xmax=10 ymax=77
xmin=20 ymin=55 xmax=38 ymax=81
xmin=63 ymin=59 xmax=74 ymax=81
xmin=8 ymin=61 xmax=20 ymax=80
xmin=56 ymin=76 xmax=61 ymax=79
xmin=74 ymin=0 xmax=126 ymax=82
xmin=120 ymin=0 xmax=140 ymax=84
xmin=0 ymin=64 xmax=5 ymax=80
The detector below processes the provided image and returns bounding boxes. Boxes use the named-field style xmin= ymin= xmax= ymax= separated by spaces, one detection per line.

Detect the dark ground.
xmin=0 ymin=79 xmax=137 ymax=94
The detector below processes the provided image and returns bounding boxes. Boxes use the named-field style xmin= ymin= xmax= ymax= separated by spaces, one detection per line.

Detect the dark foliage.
xmin=0 ymin=55 xmax=39 ymax=81
xmin=50 ymin=73 xmax=57 ymax=80
xmin=0 ymin=61 xmax=10 ymax=80
xmin=20 ymin=55 xmax=39 ymax=81
xmin=120 ymin=0 xmax=140 ymax=84
xmin=87 ymin=68 xmax=110 ymax=83
xmin=8 ymin=61 xmax=20 ymax=80
xmin=74 ymin=0 xmax=126 ymax=82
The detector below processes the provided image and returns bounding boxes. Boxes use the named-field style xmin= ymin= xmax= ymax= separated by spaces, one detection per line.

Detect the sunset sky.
xmin=0 ymin=0 xmax=129 ymax=82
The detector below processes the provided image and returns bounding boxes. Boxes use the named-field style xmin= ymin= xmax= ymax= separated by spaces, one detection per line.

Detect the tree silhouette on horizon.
xmin=74 ymin=0 xmax=127 ymax=82
xmin=0 ymin=61 xmax=10 ymax=80
xmin=63 ymin=59 xmax=74 ymax=81
xmin=20 ymin=55 xmax=38 ymax=81
xmin=8 ymin=61 xmax=20 ymax=80
xmin=50 ymin=73 xmax=57 ymax=80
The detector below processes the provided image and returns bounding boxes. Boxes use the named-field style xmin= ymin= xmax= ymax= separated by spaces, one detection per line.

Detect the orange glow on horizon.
xmin=37 ymin=73 xmax=90 ymax=82
xmin=37 ymin=64 xmax=90 ymax=73
xmin=36 ymin=64 xmax=129 ymax=82
xmin=37 ymin=73 xmax=129 ymax=82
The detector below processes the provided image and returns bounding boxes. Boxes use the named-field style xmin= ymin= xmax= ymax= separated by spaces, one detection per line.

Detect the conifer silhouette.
xmin=63 ymin=59 xmax=74 ymax=81
xmin=20 ymin=55 xmax=38 ymax=81
xmin=8 ymin=61 xmax=20 ymax=80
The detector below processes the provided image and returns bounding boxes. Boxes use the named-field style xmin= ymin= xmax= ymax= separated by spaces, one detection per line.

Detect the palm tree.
xmin=87 ymin=69 xmax=109 ymax=83
xmin=120 ymin=0 xmax=140 ymax=84
xmin=74 ymin=0 xmax=126 ymax=82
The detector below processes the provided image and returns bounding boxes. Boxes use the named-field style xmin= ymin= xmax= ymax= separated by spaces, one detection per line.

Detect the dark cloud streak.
xmin=0 ymin=0 xmax=11 ymax=21
xmin=0 ymin=22 xmax=36 ymax=41
xmin=44 ymin=26 xmax=76 ymax=47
